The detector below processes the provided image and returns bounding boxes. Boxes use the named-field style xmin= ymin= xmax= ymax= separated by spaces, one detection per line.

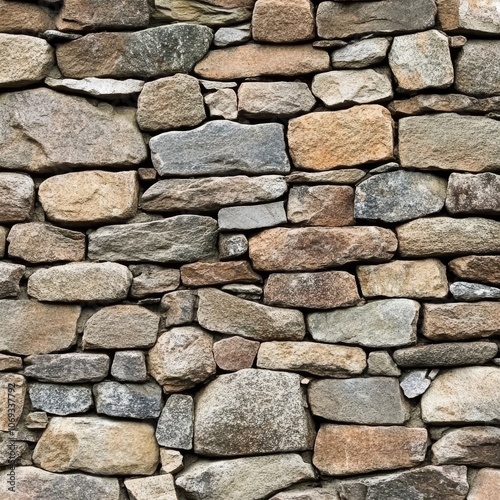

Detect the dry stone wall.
xmin=0 ymin=0 xmax=500 ymax=498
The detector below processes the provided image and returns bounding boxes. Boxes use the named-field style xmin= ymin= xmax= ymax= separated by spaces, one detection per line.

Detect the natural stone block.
xmin=0 ymin=227 xmax=7 ymax=258
xmin=205 ymin=88 xmax=238 ymax=119
xmin=160 ymin=449 xmax=184 ymax=474
xmin=0 ymin=173 xmax=34 ymax=223
xmin=468 ymin=468 xmax=500 ymax=500
xmin=331 ymin=37 xmax=390 ymax=68
xmin=125 ymin=474 xmax=178 ymax=500
xmin=437 ymin=0 xmax=500 ymax=34
xmin=0 ymin=354 xmax=22 ymax=372
xmin=156 ymin=394 xmax=194 ymax=450
xmin=219 ymin=233 xmax=248 ymax=260
xmin=29 ymin=384 xmax=93 ymax=416
xmin=399 ymin=369 xmax=431 ymax=398
xmin=450 ymin=281 xmax=500 ymax=301
xmin=111 ymin=351 xmax=147 ymax=382
xmin=0 ymin=0 xmax=54 ymax=35
xmin=161 ymin=290 xmax=197 ymax=327
xmin=0 ymin=374 xmax=25 ymax=431
xmin=130 ymin=265 xmax=180 ymax=299
xmin=213 ymin=336 xmax=259 ymax=371
xmin=449 ymin=255 xmax=500 ymax=285
xmin=0 ymin=262 xmax=25 ymax=299
xmin=181 ymin=261 xmax=260 ymax=286
xmin=214 ymin=22 xmax=251 ymax=47
xmin=218 ymin=202 xmax=287 ymax=230
xmin=367 ymin=351 xmax=401 ymax=377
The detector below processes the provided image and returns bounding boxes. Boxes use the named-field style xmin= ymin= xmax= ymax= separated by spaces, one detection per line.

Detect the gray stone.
xmin=451 ymin=281 xmax=500 ymax=301
xmin=0 ymin=262 xmax=24 ymax=299
xmin=161 ymin=290 xmax=197 ymax=327
xmin=0 ymin=226 xmax=7 ymax=257
xmin=307 ymin=299 xmax=419 ymax=348
xmin=45 ymin=77 xmax=144 ymax=99
xmin=25 ymin=411 xmax=48 ymax=430
xmin=218 ymin=201 xmax=287 ymax=231
xmin=355 ymin=171 xmax=447 ymax=223
xmin=88 ymin=215 xmax=218 ymax=263
xmin=309 ymin=378 xmax=408 ymax=425
xmin=221 ymin=283 xmax=262 ymax=300
xmin=438 ymin=0 xmax=500 ymax=35
xmin=367 ymin=351 xmax=401 ymax=376
xmin=270 ymin=489 xmax=339 ymax=500
xmin=194 ymin=369 xmax=315 ymax=456
xmin=0 ymin=353 xmax=22 ymax=372
xmin=286 ymin=170 xmax=366 ymax=185
xmin=400 ymin=369 xmax=431 ymax=398
xmin=0 ymin=432 xmax=29 ymax=466
xmin=200 ymin=79 xmax=238 ymax=90
xmin=29 ymin=384 xmax=93 ymax=416
xmin=0 ymin=373 xmax=25 ymax=432
xmin=125 ymin=474 xmax=177 ymax=500
xmin=150 ymin=121 xmax=289 ymax=177
xmin=214 ymin=23 xmax=251 ymax=46
xmin=111 ymin=351 xmax=147 ymax=382
xmin=156 ymin=394 xmax=193 ymax=450
xmin=130 ymin=265 xmax=180 ymax=299
xmin=331 ymin=37 xmax=391 ymax=68
xmin=219 ymin=233 xmax=248 ymax=260
xmin=205 ymin=88 xmax=238 ymax=119
xmin=0 ymin=173 xmax=34 ymax=223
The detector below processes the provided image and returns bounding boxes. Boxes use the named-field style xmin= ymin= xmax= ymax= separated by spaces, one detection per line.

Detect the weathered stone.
xmin=88 ymin=216 xmax=218 ymax=263
xmin=449 ymin=255 xmax=500 ymax=285
xmin=317 ymin=0 xmax=436 ymax=39
xmin=43 ymin=30 xmax=82 ymax=42
xmin=213 ymin=336 xmax=259 ymax=371
xmin=0 ymin=0 xmax=55 ymax=35
xmin=181 ymin=261 xmax=260 ymax=287
xmin=29 ymin=384 xmax=93 ymax=416
xmin=57 ymin=25 xmax=213 ymax=79
xmin=314 ymin=425 xmax=428 ymax=476
xmin=0 ymin=432 xmax=28 ymax=466
xmin=400 ymin=369 xmax=431 ymax=398
xmin=161 ymin=449 xmax=184 ymax=474
xmin=308 ymin=299 xmax=419 ymax=348
xmin=214 ymin=23 xmax=251 ymax=47
xmin=437 ymin=0 xmax=500 ymax=34
xmin=177 ymin=454 xmax=315 ymax=500
xmin=156 ymin=394 xmax=193 ymax=449
xmin=468 ymin=468 xmax=500 ymax=500
xmin=39 ymin=171 xmax=139 ymax=226
xmin=399 ymin=114 xmax=500 ymax=172
xmin=33 ymin=416 xmax=159 ymax=475
xmin=205 ymin=88 xmax=238 ymax=119
xmin=130 ymin=265 xmax=180 ymax=298
xmin=0 ymin=374 xmax=25 ymax=431
xmin=0 ymin=173 xmax=34 ymax=223
xmin=200 ymin=79 xmax=238 ymax=90
xmin=218 ymin=202 xmax=287 ymax=230
xmin=45 ymin=76 xmax=144 ymax=99
xmin=195 ymin=44 xmax=329 ymax=80
xmin=264 ymin=271 xmax=360 ymax=309
xmin=238 ymin=81 xmax=316 ymax=118
xmin=161 ymin=290 xmax=197 ymax=327
xmin=0 ymin=353 xmax=22 ymax=372
xmin=148 ymin=326 xmax=216 ymax=392
xmin=0 ymin=34 xmax=53 ymax=88
xmin=286 ymin=170 xmax=366 ymax=185
xmin=7 ymin=223 xmax=85 ymax=263
xmin=125 ymin=474 xmax=177 ymax=500
xmin=357 ymin=259 xmax=448 ymax=299
xmin=331 ymin=37 xmax=391 ymax=68
xmin=249 ymin=226 xmax=397 ymax=271
xmin=219 ymin=233 xmax=248 ymax=260
xmin=111 ymin=351 xmax=147 ymax=382
xmin=150 ymin=121 xmax=289 ymax=176
xmin=194 ymin=369 xmax=315 ymax=456
xmin=422 ymin=367 xmax=500 ymax=423
xmin=270 ymin=489 xmax=339 ymax=500
xmin=0 ymin=262 xmax=24 ymax=299
xmin=309 ymin=378 xmax=408 ymax=424
xmin=0 ymin=227 xmax=6 ymax=257
xmin=0 ymin=300 xmax=80 ymax=355
xmin=288 ymin=105 xmax=394 ymax=170
xmin=450 ymin=281 xmax=500 ymax=301
xmin=197 ymin=288 xmax=305 ymax=341
xmin=367 ymin=351 xmax=401 ymax=376
xmin=221 ymin=283 xmax=262 ymax=300
xmin=28 ymin=262 xmax=132 ymax=303
xmin=26 ymin=412 xmax=48 ymax=431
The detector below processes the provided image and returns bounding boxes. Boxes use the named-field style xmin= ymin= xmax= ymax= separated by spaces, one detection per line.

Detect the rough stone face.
xmin=0 ymin=262 xmax=24 ymax=299
xmin=309 ymin=378 xmax=408 ymax=424
xmin=316 ymin=0 xmax=437 ymax=39
xmin=176 ymin=454 xmax=315 ymax=500
xmin=222 ymin=283 xmax=262 ymax=301
xmin=0 ymin=88 xmax=146 ymax=173
xmin=450 ymin=281 xmax=500 ymax=301
xmin=125 ymin=475 xmax=177 ymax=500
xmin=331 ymin=37 xmax=391 ymax=68
xmin=130 ymin=265 xmax=180 ymax=298
xmin=355 ymin=171 xmax=447 ymax=223
xmin=181 ymin=261 xmax=260 ymax=286
xmin=0 ymin=374 xmax=25 ymax=431
xmin=111 ymin=351 xmax=147 ymax=382
xmin=33 ymin=417 xmax=159 ymax=475
xmin=0 ymin=353 xmax=22 ymax=372
xmin=357 ymin=259 xmax=448 ymax=299
xmin=7 ymin=223 xmax=85 ymax=263
xmin=161 ymin=449 xmax=184 ymax=474
xmin=150 ymin=121 xmax=289 ymax=177
xmin=449 ymin=255 xmax=500 ymax=285
xmin=249 ymin=226 xmax=397 ymax=271
xmin=88 ymin=216 xmax=218 ymax=263
xmin=214 ymin=23 xmax=251 ymax=47
xmin=468 ymin=468 xmax=500 ymax=500
xmin=308 ymin=299 xmax=419 ymax=348
xmin=197 ymin=288 xmax=305 ymax=341
xmin=29 ymin=384 xmax=93 ymax=416
xmin=399 ymin=114 xmax=500 ymax=172
xmin=219 ymin=233 xmax=248 ymax=260
xmin=205 ymin=88 xmax=238 ymax=119
xmin=38 ymin=171 xmax=139 ymax=226
xmin=264 ymin=271 xmax=361 ymax=309
xmin=0 ymin=34 xmax=53 ymax=88
xmin=28 ymin=262 xmax=132 ymax=303
xmin=195 ymin=44 xmax=330 ymax=80
xmin=194 ymin=369 xmax=315 ymax=456
xmin=421 ymin=367 xmax=500 ymax=423
xmin=213 ymin=336 xmax=259 ymax=371
xmin=0 ymin=173 xmax=34 ymax=223
xmin=437 ymin=0 xmax=500 ymax=34
xmin=148 ymin=326 xmax=216 ymax=392
xmin=0 ymin=300 xmax=80 ymax=355
xmin=156 ymin=394 xmax=193 ymax=449
xmin=45 ymin=76 xmax=144 ymax=99
xmin=270 ymin=488 xmax=338 ymax=500
xmin=367 ymin=351 xmax=401 ymax=377
xmin=0 ymin=0 xmax=55 ymax=35
xmin=314 ymin=425 xmax=428 ymax=476
xmin=0 ymin=227 xmax=7 ymax=258
xmin=57 ymin=25 xmax=213 ymax=79
xmin=161 ymin=290 xmax=197 ymax=327
xmin=400 ymin=369 xmax=431 ymax=398
xmin=218 ymin=202 xmax=287 ymax=231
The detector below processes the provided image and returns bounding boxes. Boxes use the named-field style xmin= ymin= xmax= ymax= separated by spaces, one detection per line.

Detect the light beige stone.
xmin=0 ymin=0 xmax=55 ymax=35
xmin=0 ymin=354 xmax=22 ymax=372
xmin=0 ymin=227 xmax=7 ymax=257
xmin=130 ymin=265 xmax=180 ymax=298
xmin=160 ymin=448 xmax=184 ymax=474
xmin=0 ymin=173 xmax=34 ymax=224
xmin=181 ymin=261 xmax=260 ymax=287
xmin=468 ymin=468 xmax=500 ymax=500
xmin=437 ymin=0 xmax=500 ymax=34
xmin=0 ymin=374 xmax=25 ymax=432
xmin=0 ymin=262 xmax=24 ymax=299
xmin=125 ymin=474 xmax=177 ymax=500
xmin=205 ymin=88 xmax=238 ymax=119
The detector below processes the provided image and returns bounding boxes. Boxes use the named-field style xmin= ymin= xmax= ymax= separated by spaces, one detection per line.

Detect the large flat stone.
xmin=449 ymin=255 xmax=500 ymax=285
xmin=29 ymin=384 xmax=93 ymax=416
xmin=0 ymin=173 xmax=34 ymax=223
xmin=437 ymin=0 xmax=500 ymax=34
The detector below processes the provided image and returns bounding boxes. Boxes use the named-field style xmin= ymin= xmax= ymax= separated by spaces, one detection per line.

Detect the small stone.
xmin=449 ymin=255 xmax=500 ymax=286
xmin=181 ymin=261 xmax=260 ymax=287
xmin=0 ymin=353 xmax=22 ymax=372
xmin=25 ymin=412 xmax=48 ymax=430
xmin=125 ymin=475 xmax=177 ymax=500
xmin=221 ymin=283 xmax=262 ymax=300
xmin=468 ymin=468 xmax=500 ymax=500
xmin=199 ymin=79 xmax=238 ymax=90
xmin=0 ymin=227 xmax=7 ymax=257
xmin=449 ymin=35 xmax=467 ymax=47
xmin=205 ymin=89 xmax=238 ymax=119
xmin=156 ymin=394 xmax=193 ymax=450
xmin=0 ymin=0 xmax=54 ymax=35
xmin=42 ymin=30 xmax=82 ymax=42
xmin=218 ymin=201 xmax=287 ymax=231
xmin=29 ymin=384 xmax=93 ymax=416
xmin=450 ymin=281 xmax=500 ymax=301
xmin=138 ymin=168 xmax=157 ymax=182
xmin=314 ymin=40 xmax=347 ymax=49
xmin=331 ymin=37 xmax=391 ymax=68
xmin=214 ymin=23 xmax=251 ymax=47
xmin=367 ymin=351 xmax=401 ymax=377
xmin=270 ymin=489 xmax=339 ymax=500
xmin=219 ymin=233 xmax=248 ymax=259
xmin=0 ymin=173 xmax=34 ymax=223
xmin=130 ymin=265 xmax=180 ymax=299
xmin=0 ymin=262 xmax=24 ymax=299
xmin=160 ymin=449 xmax=184 ymax=474
xmin=111 ymin=351 xmax=147 ymax=382
xmin=286 ymin=170 xmax=366 ymax=185
xmin=213 ymin=336 xmax=259 ymax=371
xmin=45 ymin=77 xmax=144 ymax=99
xmin=369 ymin=161 xmax=403 ymax=174
xmin=438 ymin=0 xmax=500 ymax=35
xmin=400 ymin=369 xmax=431 ymax=398
xmin=0 ymin=374 xmax=25 ymax=431
xmin=389 ymin=93 xmax=480 ymax=116
xmin=161 ymin=290 xmax=197 ymax=327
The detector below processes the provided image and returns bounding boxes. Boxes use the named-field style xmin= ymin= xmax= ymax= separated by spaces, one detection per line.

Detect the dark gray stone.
xmin=111 ymin=351 xmax=147 ymax=382
xmin=29 ymin=384 xmax=93 ymax=415
xmin=450 ymin=281 xmax=500 ymax=301
xmin=156 ymin=394 xmax=194 ymax=450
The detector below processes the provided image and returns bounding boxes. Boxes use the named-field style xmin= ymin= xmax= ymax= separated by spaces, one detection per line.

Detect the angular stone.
xmin=399 ymin=114 xmax=500 ymax=172
xmin=0 ymin=0 xmax=55 ymax=35
xmin=29 ymin=384 xmax=93 ymax=416
xmin=331 ymin=37 xmax=391 ymax=68
xmin=0 ymin=227 xmax=7 ymax=257
xmin=195 ymin=44 xmax=329 ymax=80
xmin=357 ymin=259 xmax=448 ymax=299
xmin=219 ymin=233 xmax=248 ymax=260
xmin=449 ymin=255 xmax=500 ymax=285
xmin=45 ymin=77 xmax=144 ymax=99
xmin=264 ymin=271 xmax=360 ymax=309
xmin=214 ymin=23 xmax=251 ymax=47
xmin=367 ymin=351 xmax=401 ymax=377
xmin=161 ymin=449 xmax=184 ymax=474
xmin=218 ymin=201 xmax=287 ymax=230
xmin=181 ymin=261 xmax=260 ymax=287
xmin=57 ymin=25 xmax=213 ymax=79
xmin=39 ymin=171 xmax=139 ymax=226
xmin=148 ymin=326 xmax=216 ymax=392
xmin=141 ymin=175 xmax=287 ymax=212
xmin=177 ymin=454 xmax=315 ymax=500
xmin=0 ymin=353 xmax=22 ymax=372
xmin=150 ymin=121 xmax=289 ymax=176
xmin=0 ymin=173 xmax=34 ymax=223
xmin=0 ymin=373 xmax=25 ymax=431
xmin=200 ymin=79 xmax=238 ymax=90
xmin=88 ymin=216 xmax=218 ymax=263
xmin=28 ymin=262 xmax=132 ymax=303
xmin=194 ymin=369 xmax=315 ymax=456
xmin=161 ymin=290 xmax=197 ymax=327
xmin=400 ymin=369 xmax=431 ymax=398
xmin=197 ymin=288 xmax=305 ymax=341
xmin=125 ymin=475 xmax=177 ymax=500
xmin=130 ymin=265 xmax=180 ymax=299
xmin=422 ymin=367 xmax=500 ymax=423
xmin=0 ymin=262 xmax=24 ymax=299
xmin=308 ymin=299 xmax=419 ymax=348
xmin=111 ymin=351 xmax=147 ymax=382
xmin=438 ymin=0 xmax=500 ymax=34
xmin=156 ymin=394 xmax=193 ymax=449
xmin=286 ymin=170 xmax=366 ymax=185
xmin=205 ymin=89 xmax=237 ymax=120
xmin=249 ymin=226 xmax=397 ymax=271
xmin=288 ymin=105 xmax=394 ymax=170
xmin=26 ymin=411 xmax=49 ymax=430
xmin=33 ymin=416 xmax=159 ymax=475
xmin=271 ymin=489 xmax=339 ymax=500
xmin=0 ymin=34 xmax=53 ymax=88
xmin=213 ymin=336 xmax=259 ymax=371
xmin=0 ymin=301 xmax=80 ymax=355
xmin=450 ymin=281 xmax=500 ymax=301
xmin=7 ymin=223 xmax=85 ymax=263
xmin=309 ymin=378 xmax=408 ymax=424
xmin=222 ymin=283 xmax=262 ymax=300
xmin=468 ymin=468 xmax=500 ymax=500
xmin=317 ymin=0 xmax=436 ymax=38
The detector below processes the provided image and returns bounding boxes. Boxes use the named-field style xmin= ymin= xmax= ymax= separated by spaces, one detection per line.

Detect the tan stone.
xmin=160 ymin=448 xmax=184 ymax=474
xmin=357 ymin=259 xmax=448 ymax=299
xmin=0 ymin=173 xmax=34 ymax=224
xmin=205 ymin=88 xmax=237 ymax=119
xmin=288 ymin=106 xmax=394 ymax=170
xmin=468 ymin=468 xmax=500 ymax=500
xmin=0 ymin=0 xmax=55 ymax=35
xmin=130 ymin=265 xmax=180 ymax=299
xmin=181 ymin=261 xmax=261 ymax=287
xmin=0 ymin=354 xmax=22 ymax=372
xmin=0 ymin=227 xmax=7 ymax=257
xmin=39 ymin=171 xmax=139 ymax=226
xmin=437 ymin=0 xmax=500 ymax=35
xmin=213 ymin=336 xmax=260 ymax=371
xmin=249 ymin=226 xmax=397 ymax=271
xmin=313 ymin=425 xmax=428 ymax=476
xmin=0 ymin=374 xmax=25 ymax=432
xmin=125 ymin=474 xmax=177 ymax=500
xmin=0 ymin=262 xmax=24 ymax=299
xmin=449 ymin=255 xmax=500 ymax=286
xmin=195 ymin=44 xmax=330 ymax=80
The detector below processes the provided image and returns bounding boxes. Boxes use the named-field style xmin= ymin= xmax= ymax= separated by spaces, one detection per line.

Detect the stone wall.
xmin=0 ymin=0 xmax=499 ymax=498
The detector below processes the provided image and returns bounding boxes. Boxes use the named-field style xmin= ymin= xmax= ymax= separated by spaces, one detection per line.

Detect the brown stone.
xmin=249 ymin=226 xmax=397 ymax=271
xmin=288 ymin=106 xmax=394 ymax=170
xmin=0 ymin=374 xmax=25 ymax=432
xmin=161 ymin=290 xmax=197 ymax=327
xmin=181 ymin=261 xmax=261 ymax=287
xmin=468 ymin=468 xmax=500 ymax=500
xmin=0 ymin=0 xmax=55 ymax=35
xmin=130 ymin=265 xmax=180 ymax=299
xmin=0 ymin=354 xmax=22 ymax=372
xmin=213 ymin=336 xmax=260 ymax=371
xmin=264 ymin=271 xmax=361 ymax=309
xmin=437 ymin=0 xmax=500 ymax=35
xmin=449 ymin=255 xmax=500 ymax=286
xmin=0 ymin=173 xmax=34 ymax=224
xmin=313 ymin=425 xmax=428 ymax=476
xmin=194 ymin=44 xmax=330 ymax=80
